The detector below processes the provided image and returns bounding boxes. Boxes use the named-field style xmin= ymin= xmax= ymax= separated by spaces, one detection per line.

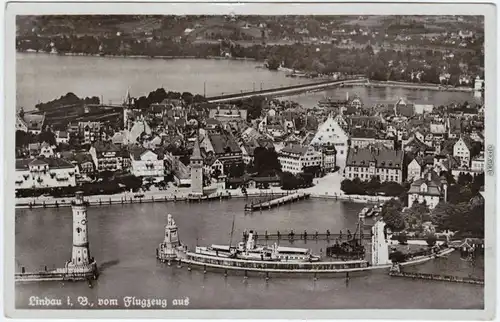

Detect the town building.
xmin=471 ymin=152 xmax=485 ymax=173
xmin=350 ymin=128 xmax=395 ymax=150
xmin=39 ymin=142 xmax=56 ymax=158
xmin=130 ymin=148 xmax=165 ymax=183
xmin=344 ymin=146 xmax=404 ymax=184
xmin=56 ymin=131 xmax=69 ymax=145
xmin=209 ymin=105 xmax=248 ymax=123
xmin=200 ymin=132 xmax=243 ymax=173
xmin=15 ymin=157 xmax=79 ymax=190
xmin=278 ymin=144 xmax=322 ymax=175
xmin=414 ymin=103 xmax=434 ymax=115
xmin=407 ymin=171 xmax=448 ymax=210
xmin=78 ymin=122 xmax=103 ymax=145
xmin=453 ymin=136 xmax=473 ymax=167
xmin=407 ymin=157 xmax=424 ymax=182
xmin=16 ymin=109 xmax=45 ymax=135
xmin=89 ymin=142 xmax=123 ymax=172
xmin=309 ymin=114 xmax=349 ymax=170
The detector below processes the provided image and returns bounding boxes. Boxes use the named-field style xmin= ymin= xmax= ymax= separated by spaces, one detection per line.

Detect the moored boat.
xmin=195 ymin=230 xmax=321 ymax=262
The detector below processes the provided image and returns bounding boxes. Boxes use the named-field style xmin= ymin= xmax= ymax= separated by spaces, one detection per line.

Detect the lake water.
xmin=16 ymin=53 xmax=478 ymax=110
xmin=15 ymin=199 xmax=483 ymax=309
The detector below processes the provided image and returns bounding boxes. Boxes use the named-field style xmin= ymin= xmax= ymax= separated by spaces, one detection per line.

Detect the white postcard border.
xmin=3 ymin=1 xmax=497 ymax=320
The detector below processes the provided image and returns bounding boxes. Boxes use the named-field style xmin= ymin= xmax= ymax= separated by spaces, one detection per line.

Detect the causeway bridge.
xmin=206 ymin=77 xmax=368 ymax=103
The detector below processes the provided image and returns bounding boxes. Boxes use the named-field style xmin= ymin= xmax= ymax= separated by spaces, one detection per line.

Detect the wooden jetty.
xmin=244 ymin=192 xmax=310 ymax=212
xmin=389 ymin=271 xmax=484 ymax=285
xmin=245 ymin=227 xmax=373 ymax=242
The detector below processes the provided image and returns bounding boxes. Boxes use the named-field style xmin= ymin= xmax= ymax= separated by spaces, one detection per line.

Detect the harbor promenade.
xmin=15 ymin=173 xmax=391 ymax=208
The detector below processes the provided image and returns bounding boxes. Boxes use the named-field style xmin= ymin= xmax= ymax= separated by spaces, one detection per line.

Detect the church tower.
xmin=190 ymin=135 xmax=204 ymax=196
xmin=68 ymin=192 xmax=97 ymax=274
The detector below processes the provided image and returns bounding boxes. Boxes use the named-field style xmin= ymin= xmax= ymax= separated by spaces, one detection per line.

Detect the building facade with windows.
xmin=407 ymin=171 xmax=447 ymax=210
xmin=15 ymin=157 xmax=79 ymax=190
xmin=130 ymin=148 xmax=165 ymax=182
xmin=453 ymin=136 xmax=472 ymax=168
xmin=278 ymin=144 xmax=322 ymax=175
xmin=89 ymin=142 xmax=123 ymax=172
xmin=309 ymin=115 xmax=349 ymax=170
xmin=344 ymin=147 xmax=404 ymax=183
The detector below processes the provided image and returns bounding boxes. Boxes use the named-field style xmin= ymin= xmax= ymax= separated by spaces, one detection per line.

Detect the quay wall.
xmin=15 ymin=189 xmax=389 ymax=209
xmin=351 ymin=80 xmax=475 ymax=92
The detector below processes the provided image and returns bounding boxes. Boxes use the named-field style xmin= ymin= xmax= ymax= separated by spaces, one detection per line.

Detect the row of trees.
xmin=281 ymin=171 xmax=314 ymax=190
xmin=34 ymin=92 xmax=100 ymax=112
xmin=340 ymin=177 xmax=407 ymax=197
xmin=130 ymin=87 xmax=207 ymax=110
xmin=16 ymin=129 xmax=57 ymax=148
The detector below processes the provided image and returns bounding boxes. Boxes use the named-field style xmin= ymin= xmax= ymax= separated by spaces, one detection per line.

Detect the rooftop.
xmin=346 ymin=147 xmax=403 ymax=169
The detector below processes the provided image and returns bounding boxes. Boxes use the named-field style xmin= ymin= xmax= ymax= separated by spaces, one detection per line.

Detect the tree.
xmin=227 ymin=163 xmax=244 ymax=178
xmin=406 ymin=200 xmax=430 ymax=223
xmin=397 ymin=232 xmax=408 ymax=245
xmin=366 ymin=176 xmax=381 ymax=194
xmin=381 ymin=198 xmax=405 ymax=231
xmin=389 ymin=250 xmax=406 ymax=263
xmin=457 ymin=172 xmax=473 ymax=186
xmin=181 ymin=92 xmax=194 ymax=105
xmin=16 ymin=130 xmax=32 ymax=147
xmin=253 ymin=147 xmax=281 ymax=175
xmin=38 ymin=130 xmax=56 ymax=146
xmin=340 ymin=178 xmax=366 ymax=195
xmin=281 ymin=171 xmax=298 ymax=190
xmin=266 ymin=56 xmax=281 ymax=70
xmin=379 ymin=181 xmax=406 ymax=197
xmin=426 ymin=234 xmax=437 ymax=246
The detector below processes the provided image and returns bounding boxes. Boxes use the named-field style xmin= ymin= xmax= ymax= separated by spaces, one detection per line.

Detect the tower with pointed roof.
xmin=190 ymin=135 xmax=203 ymax=196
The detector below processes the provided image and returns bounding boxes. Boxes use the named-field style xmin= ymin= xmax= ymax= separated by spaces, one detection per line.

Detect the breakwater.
xmin=356 ymin=80 xmax=475 ymax=92
xmin=244 ymin=192 xmax=310 ymax=212
xmin=389 ymin=271 xmax=484 ymax=285
xmin=15 ymin=269 xmax=97 ymax=283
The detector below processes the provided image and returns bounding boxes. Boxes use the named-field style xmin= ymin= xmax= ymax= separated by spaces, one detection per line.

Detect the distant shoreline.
xmin=17 ymin=50 xmax=258 ymax=62
xmin=17 ymin=51 xmax=478 ymax=95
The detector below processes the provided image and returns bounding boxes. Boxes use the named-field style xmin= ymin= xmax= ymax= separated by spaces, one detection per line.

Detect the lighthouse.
xmin=67 ymin=191 xmax=97 ymax=277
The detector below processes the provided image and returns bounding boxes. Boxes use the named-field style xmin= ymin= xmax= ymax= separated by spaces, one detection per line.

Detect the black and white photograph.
xmin=3 ymin=2 xmax=496 ymax=320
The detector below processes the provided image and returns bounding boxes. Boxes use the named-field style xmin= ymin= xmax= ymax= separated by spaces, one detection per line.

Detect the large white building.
xmin=15 ymin=157 xmax=79 ymax=190
xmin=344 ymin=147 xmax=404 ymax=184
xmin=453 ymin=136 xmax=473 ymax=167
xmin=278 ymin=144 xmax=322 ymax=175
xmin=309 ymin=114 xmax=349 ymax=170
xmin=130 ymin=148 xmax=165 ymax=182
